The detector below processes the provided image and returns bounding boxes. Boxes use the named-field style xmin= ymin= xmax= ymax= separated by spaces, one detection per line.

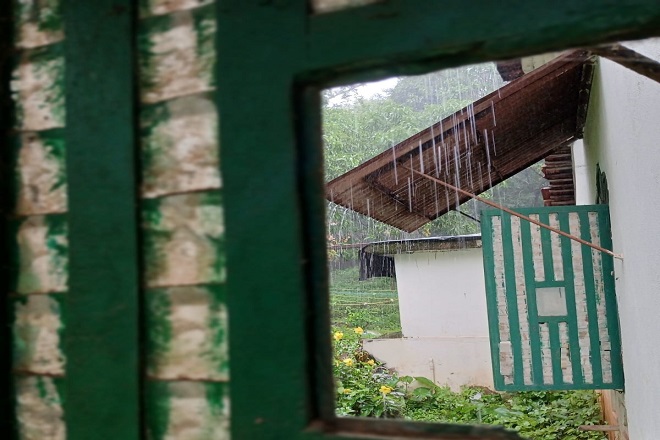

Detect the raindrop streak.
xmin=431 ymin=125 xmax=440 ymax=177
xmin=392 ymin=146 xmax=399 ymax=185
xmin=418 ymin=140 xmax=425 ymax=174
xmin=490 ymin=101 xmax=497 ymax=126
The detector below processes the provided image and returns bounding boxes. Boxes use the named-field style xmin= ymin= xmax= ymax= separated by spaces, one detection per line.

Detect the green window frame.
xmin=217 ymin=1 xmax=660 ymax=439
xmin=2 ymin=1 xmax=660 ymax=439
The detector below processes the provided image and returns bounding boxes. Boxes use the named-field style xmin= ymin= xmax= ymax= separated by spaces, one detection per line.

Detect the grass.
xmin=329 ymin=266 xmax=401 ymax=335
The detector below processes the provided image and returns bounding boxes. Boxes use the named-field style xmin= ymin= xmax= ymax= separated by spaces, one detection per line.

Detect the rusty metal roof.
xmin=325 ymin=50 xmax=594 ymax=233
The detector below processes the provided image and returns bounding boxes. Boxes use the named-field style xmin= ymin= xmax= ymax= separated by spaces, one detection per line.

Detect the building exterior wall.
xmin=577 ymin=38 xmax=660 ymax=440
xmin=364 ymin=247 xmax=494 ymax=390
xmin=395 ymin=248 xmax=489 ymax=338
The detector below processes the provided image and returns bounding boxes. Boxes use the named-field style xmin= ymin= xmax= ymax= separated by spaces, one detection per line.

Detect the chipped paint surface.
xmin=11 ymin=45 xmax=65 ymax=131
xmin=143 ymin=192 xmax=224 ymax=287
xmin=147 ymin=381 xmax=230 ymax=440
xmin=311 ymin=0 xmax=380 ymax=14
xmin=139 ymin=5 xmax=216 ymax=104
xmin=13 ymin=294 xmax=66 ymax=375
xmin=138 ymin=2 xmax=229 ymax=437
xmin=14 ymin=0 xmax=64 ymax=49
xmin=147 ymin=285 xmax=228 ymax=381
xmin=485 ymin=207 xmax=623 ymax=390
xmin=139 ymin=0 xmax=214 ymax=18
xmin=141 ymin=93 xmax=220 ymax=198
xmin=13 ymin=215 xmax=68 ymax=294
xmin=14 ymin=130 xmax=67 ymax=215
xmin=15 ymin=376 xmax=66 ymax=440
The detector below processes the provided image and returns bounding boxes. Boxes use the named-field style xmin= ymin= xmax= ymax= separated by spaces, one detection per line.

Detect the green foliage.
xmin=331 ymin=328 xmax=607 ymax=439
xmin=333 ymin=329 xmax=405 ymax=418
xmin=403 ymin=382 xmax=606 ymax=440
xmin=330 ymin=267 xmax=401 ymax=335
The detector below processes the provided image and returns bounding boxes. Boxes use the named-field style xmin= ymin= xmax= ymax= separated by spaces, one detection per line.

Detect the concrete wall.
xmin=363 ymin=337 xmax=493 ymax=391
xmin=395 ymin=248 xmax=489 ymax=338
xmin=363 ymin=247 xmax=494 ymax=390
xmin=576 ymin=38 xmax=660 ymax=440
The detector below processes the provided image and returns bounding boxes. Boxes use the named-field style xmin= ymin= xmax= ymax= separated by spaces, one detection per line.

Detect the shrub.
xmin=332 ymin=329 xmax=606 ymax=439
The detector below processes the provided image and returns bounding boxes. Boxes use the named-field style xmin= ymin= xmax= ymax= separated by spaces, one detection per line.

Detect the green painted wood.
xmin=500 ymin=213 xmax=525 ymax=386
xmin=299 ymin=86 xmax=336 ymax=421
xmin=306 ymin=0 xmax=660 ymax=85
xmin=0 ymin=0 xmax=15 ymax=434
xmin=539 ymin=212 xmax=556 ymax=282
xmin=479 ymin=210 xmax=505 ymax=391
xmin=598 ymin=209 xmax=624 ymax=387
xmin=217 ymin=2 xmax=313 ymax=439
xmin=216 ymin=0 xmax=650 ymax=436
xmin=576 ymin=210 xmax=604 ymax=386
xmin=556 ymin=212 xmax=586 ymax=386
xmin=519 ymin=218 xmax=544 ymax=386
xmin=548 ymin=321 xmax=563 ymax=385
xmin=483 ymin=206 xmax=623 ymax=391
xmin=63 ymin=0 xmax=141 ymax=438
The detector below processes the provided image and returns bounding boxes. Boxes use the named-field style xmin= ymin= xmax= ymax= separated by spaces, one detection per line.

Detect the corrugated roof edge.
xmin=362 ymin=233 xmax=482 ymax=255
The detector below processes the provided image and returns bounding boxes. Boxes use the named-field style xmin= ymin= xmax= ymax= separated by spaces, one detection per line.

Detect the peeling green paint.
xmin=14 ymin=375 xmax=66 ymax=440
xmin=311 ymin=0 xmax=380 ymax=14
xmin=10 ymin=215 xmax=68 ymax=294
xmin=146 ymin=284 xmax=228 ymax=381
xmin=12 ymin=293 xmax=66 ymax=376
xmin=13 ymin=0 xmax=64 ymax=48
xmin=11 ymin=43 xmax=65 ymax=130
xmin=140 ymin=93 xmax=220 ymax=198
xmin=142 ymin=192 xmax=225 ymax=287
xmin=11 ymin=129 xmax=67 ymax=216
xmin=138 ymin=4 xmax=216 ymax=104
xmin=146 ymin=381 xmax=229 ymax=440
xmin=139 ymin=0 xmax=214 ymax=19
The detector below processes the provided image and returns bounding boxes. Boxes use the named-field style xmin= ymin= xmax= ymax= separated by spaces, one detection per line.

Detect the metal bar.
xmin=64 ymin=1 xmax=141 ymax=438
xmin=405 ymin=166 xmax=623 ymax=260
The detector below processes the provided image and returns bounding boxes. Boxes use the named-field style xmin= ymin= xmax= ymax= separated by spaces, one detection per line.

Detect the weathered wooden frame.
xmin=2 ymin=0 xmax=660 ymax=439
xmin=217 ymin=1 xmax=660 ymax=439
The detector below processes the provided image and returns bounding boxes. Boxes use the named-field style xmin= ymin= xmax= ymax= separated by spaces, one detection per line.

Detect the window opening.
xmin=319 ymin=39 xmax=660 ymax=436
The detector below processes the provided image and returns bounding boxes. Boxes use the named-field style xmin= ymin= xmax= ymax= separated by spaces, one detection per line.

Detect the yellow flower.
xmin=343 ymin=388 xmax=352 ymax=394
xmin=379 ymin=385 xmax=393 ymax=394
xmin=333 ymin=331 xmax=344 ymax=341
xmin=342 ymin=358 xmax=354 ymax=367
xmin=366 ymin=359 xmax=375 ymax=366
xmin=354 ymin=326 xmax=364 ymax=335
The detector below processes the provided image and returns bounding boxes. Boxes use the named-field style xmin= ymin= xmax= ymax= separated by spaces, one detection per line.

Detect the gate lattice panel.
xmin=481 ymin=205 xmax=623 ymax=391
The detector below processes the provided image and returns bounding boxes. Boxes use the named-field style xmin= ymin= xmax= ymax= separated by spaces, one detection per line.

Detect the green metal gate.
xmin=481 ymin=205 xmax=623 ymax=391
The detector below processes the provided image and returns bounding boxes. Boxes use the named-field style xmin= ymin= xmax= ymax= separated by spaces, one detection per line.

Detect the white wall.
xmin=363 ymin=337 xmax=493 ymax=391
xmin=578 ymin=38 xmax=660 ymax=440
xmin=395 ymin=248 xmax=489 ymax=338
xmin=362 ymin=247 xmax=494 ymax=390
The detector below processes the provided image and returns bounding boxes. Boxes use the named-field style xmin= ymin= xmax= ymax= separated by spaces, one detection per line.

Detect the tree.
xmin=322 ymin=64 xmax=547 ymax=258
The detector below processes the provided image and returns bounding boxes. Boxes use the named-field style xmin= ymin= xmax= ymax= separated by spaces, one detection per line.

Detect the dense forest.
xmin=323 ymin=63 xmax=547 ymax=256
